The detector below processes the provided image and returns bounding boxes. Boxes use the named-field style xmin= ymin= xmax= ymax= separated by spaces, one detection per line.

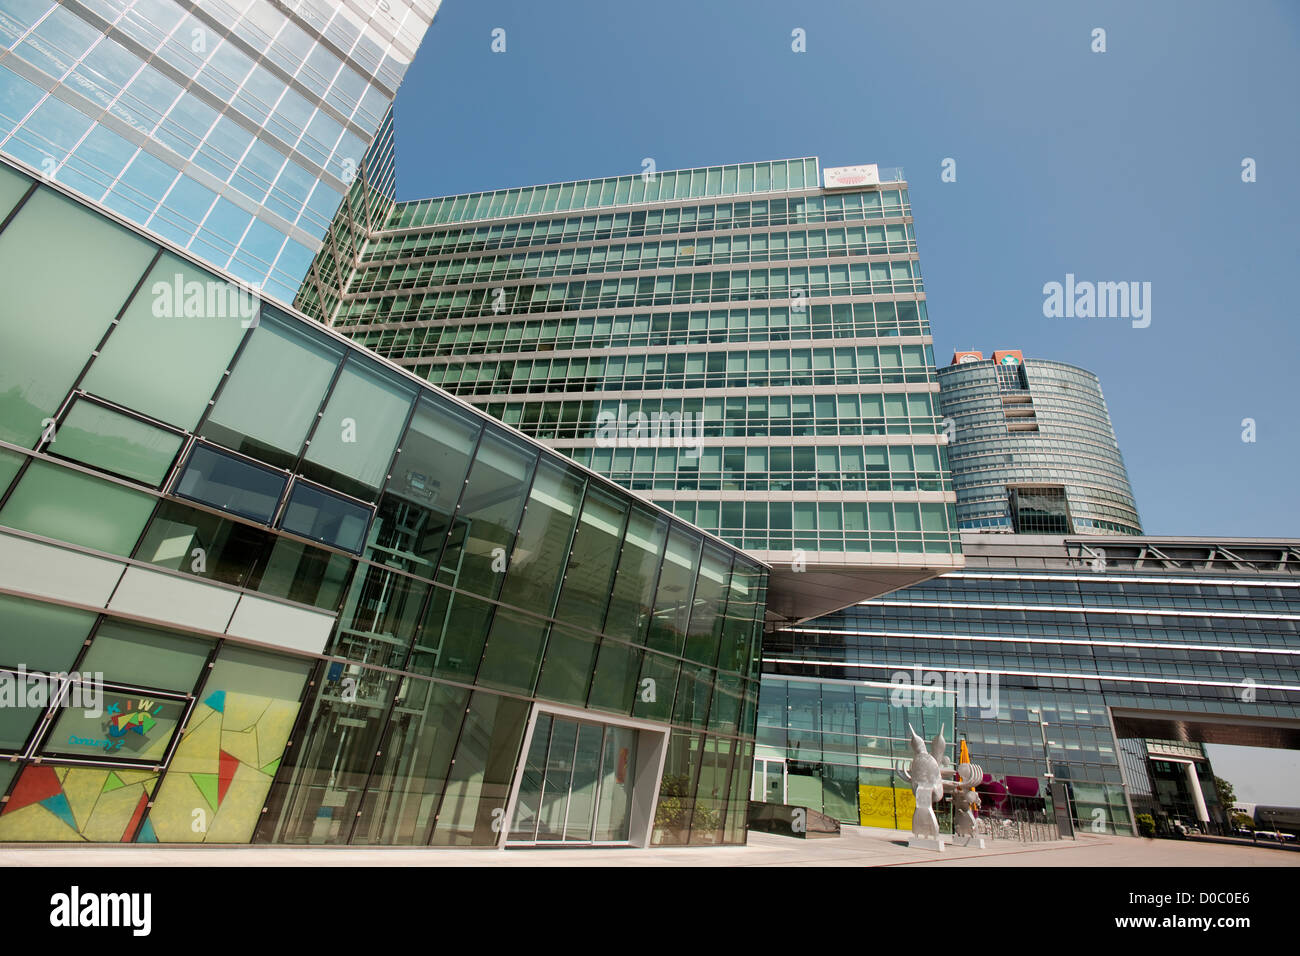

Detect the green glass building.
xmin=0 ymin=152 xmax=768 ymax=847
xmin=299 ymin=158 xmax=963 ymax=622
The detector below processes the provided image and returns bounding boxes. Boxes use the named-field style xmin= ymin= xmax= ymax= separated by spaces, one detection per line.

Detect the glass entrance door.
xmin=508 ymin=713 xmax=638 ymax=845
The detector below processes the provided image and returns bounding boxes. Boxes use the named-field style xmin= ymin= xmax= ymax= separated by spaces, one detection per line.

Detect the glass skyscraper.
xmin=937 ymin=350 xmax=1142 ymax=535
xmin=0 ymin=153 xmax=767 ymax=846
xmin=299 ymin=157 xmax=963 ymax=621
xmin=0 ymin=0 xmax=439 ymax=301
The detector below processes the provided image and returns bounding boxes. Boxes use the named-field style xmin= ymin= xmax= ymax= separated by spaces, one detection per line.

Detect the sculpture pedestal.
xmin=908 ymin=836 xmax=945 ymax=852
xmin=951 ymin=835 xmax=986 ymax=849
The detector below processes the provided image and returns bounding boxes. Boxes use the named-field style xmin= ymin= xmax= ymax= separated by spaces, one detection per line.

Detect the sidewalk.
xmin=3 ymin=826 xmax=1297 ymax=866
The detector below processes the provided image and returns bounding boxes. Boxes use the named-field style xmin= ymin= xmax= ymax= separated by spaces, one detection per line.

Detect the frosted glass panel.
xmin=82 ymin=253 xmax=251 ymax=429
xmin=303 ymin=355 xmax=415 ymax=496
xmin=0 ymin=189 xmax=155 ymax=446
xmin=53 ymin=399 xmax=183 ymax=486
xmin=202 ymin=307 xmax=343 ymax=467
xmin=0 ymin=461 xmax=155 ymax=555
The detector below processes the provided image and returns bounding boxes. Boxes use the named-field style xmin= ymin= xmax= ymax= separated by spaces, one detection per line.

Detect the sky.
xmin=393 ymin=0 xmax=1300 ymax=540
xmin=390 ymin=2 xmax=1300 ymax=801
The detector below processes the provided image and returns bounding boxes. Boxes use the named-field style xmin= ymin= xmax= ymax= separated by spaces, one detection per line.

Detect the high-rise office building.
xmin=0 ymin=152 xmax=768 ymax=847
xmin=300 ymin=158 xmax=964 ymax=621
xmin=0 ymin=0 xmax=439 ymax=301
xmin=937 ymin=349 xmax=1142 ymax=535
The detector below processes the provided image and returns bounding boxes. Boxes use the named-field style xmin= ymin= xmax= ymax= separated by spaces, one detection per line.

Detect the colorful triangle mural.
xmin=192 ymin=773 xmax=219 ymax=812
xmin=217 ymin=750 xmax=239 ymax=805
xmin=4 ymin=765 xmax=61 ymax=814
xmin=38 ymin=792 xmax=78 ymax=831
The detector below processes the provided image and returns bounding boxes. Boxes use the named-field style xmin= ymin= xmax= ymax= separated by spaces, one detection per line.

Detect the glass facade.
xmin=765 ymin=533 xmax=1300 ymax=835
xmin=754 ymin=674 xmax=954 ymax=830
xmin=0 ymin=0 xmax=439 ymax=301
xmin=296 ymin=157 xmax=962 ymax=613
xmin=0 ymin=154 xmax=767 ymax=847
xmin=937 ymin=355 xmax=1142 ymax=535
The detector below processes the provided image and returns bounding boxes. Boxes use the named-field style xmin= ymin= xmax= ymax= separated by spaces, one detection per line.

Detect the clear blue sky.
xmin=393 ymin=0 xmax=1300 ymax=539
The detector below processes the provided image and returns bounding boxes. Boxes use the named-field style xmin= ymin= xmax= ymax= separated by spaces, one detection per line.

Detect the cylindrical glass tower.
xmin=936 ymin=350 xmax=1141 ymax=535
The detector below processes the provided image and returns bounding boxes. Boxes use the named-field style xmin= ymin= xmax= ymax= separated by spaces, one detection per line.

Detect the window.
xmin=202 ymin=307 xmax=344 ymax=469
xmin=51 ymin=399 xmax=183 ymax=487
xmin=0 ymin=461 xmax=155 ymax=556
xmin=0 ymin=189 xmax=155 ymax=447
xmin=279 ymin=480 xmax=372 ymax=554
xmin=173 ymin=443 xmax=287 ymax=524
xmin=81 ymin=254 xmax=249 ymax=429
xmin=301 ymin=355 xmax=416 ymax=499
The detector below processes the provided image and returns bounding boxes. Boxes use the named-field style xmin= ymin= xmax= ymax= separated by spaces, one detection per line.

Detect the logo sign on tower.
xmin=823 ymin=164 xmax=880 ymax=189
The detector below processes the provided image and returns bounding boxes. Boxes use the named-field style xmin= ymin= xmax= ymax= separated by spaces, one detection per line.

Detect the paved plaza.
xmin=3 ymin=827 xmax=1297 ymax=867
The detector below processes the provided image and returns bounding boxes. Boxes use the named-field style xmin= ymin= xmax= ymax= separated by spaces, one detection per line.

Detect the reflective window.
xmin=534 ymin=623 xmax=599 ymax=705
xmin=603 ymin=507 xmax=668 ymax=645
xmin=496 ymin=460 xmax=584 ymax=614
xmin=430 ymin=691 xmax=529 ymax=846
xmin=174 ymin=443 xmax=287 ymax=524
xmin=434 ymin=430 xmax=536 ymax=599
xmin=371 ymin=394 xmax=481 ymax=575
xmin=646 ymin=526 xmax=702 ymax=656
xmin=78 ymin=619 xmax=212 ymax=692
xmin=684 ymin=546 xmax=732 ymax=665
xmin=553 ymin=488 xmax=627 ymax=632
xmin=353 ymin=680 xmax=467 ymax=845
xmin=279 ymin=480 xmax=371 ymax=554
xmin=586 ymin=639 xmax=643 ymax=716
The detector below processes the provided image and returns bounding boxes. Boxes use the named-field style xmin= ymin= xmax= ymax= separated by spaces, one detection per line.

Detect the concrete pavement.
xmin=3 ymin=825 xmax=1297 ymax=866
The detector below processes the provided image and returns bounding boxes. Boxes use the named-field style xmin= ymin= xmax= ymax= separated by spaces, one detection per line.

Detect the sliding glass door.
xmin=508 ymin=713 xmax=639 ymax=845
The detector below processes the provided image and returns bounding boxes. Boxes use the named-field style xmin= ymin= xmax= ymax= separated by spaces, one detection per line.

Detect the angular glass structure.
xmin=298 ymin=157 xmax=963 ymax=621
xmin=765 ymin=533 xmax=1300 ymax=835
xmin=0 ymin=0 xmax=439 ymax=301
xmin=937 ymin=351 xmax=1142 ymax=535
xmin=0 ymin=154 xmax=767 ymax=847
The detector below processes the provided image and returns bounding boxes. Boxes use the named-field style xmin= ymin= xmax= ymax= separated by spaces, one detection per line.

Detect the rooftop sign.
xmin=823 ymin=164 xmax=879 ymax=189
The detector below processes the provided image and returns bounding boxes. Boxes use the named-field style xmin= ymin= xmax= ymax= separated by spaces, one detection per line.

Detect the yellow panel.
xmin=204 ymin=763 xmax=272 ymax=843
xmin=168 ymin=706 xmax=221 ymax=774
xmin=253 ymin=699 xmax=301 ymax=769
xmin=61 ymin=768 xmax=109 ymax=830
xmin=220 ymin=725 xmax=260 ymax=767
xmin=0 ymin=802 xmax=83 ymax=841
xmin=857 ymin=784 xmax=897 ymax=828
xmin=81 ymin=782 xmax=153 ymax=842
xmin=146 ymin=770 xmax=207 ymax=843
xmin=222 ymin=692 xmax=270 ymax=734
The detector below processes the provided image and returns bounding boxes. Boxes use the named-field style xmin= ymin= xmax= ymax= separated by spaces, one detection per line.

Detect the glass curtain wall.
xmin=0 ymin=158 xmax=768 ymax=847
